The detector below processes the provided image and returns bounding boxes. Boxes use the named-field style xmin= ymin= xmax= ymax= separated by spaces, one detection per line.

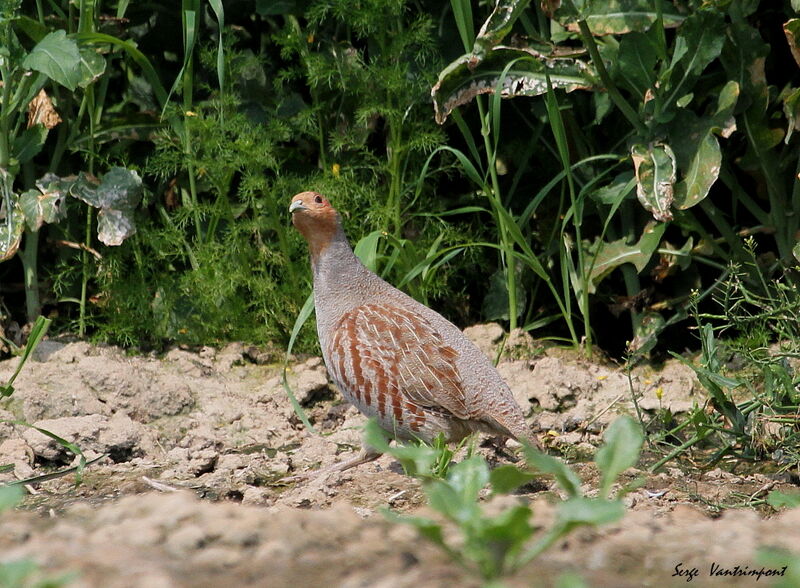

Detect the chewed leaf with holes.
xmin=0 ymin=201 xmax=24 ymax=262
xmin=432 ymin=46 xmax=594 ymax=124
xmin=70 ymin=167 xmax=143 ymax=245
xmin=552 ymin=0 xmax=684 ymax=35
xmin=472 ymin=0 xmax=532 ymax=58
xmin=631 ymin=143 xmax=676 ymax=222
xmin=18 ymin=173 xmax=71 ymax=232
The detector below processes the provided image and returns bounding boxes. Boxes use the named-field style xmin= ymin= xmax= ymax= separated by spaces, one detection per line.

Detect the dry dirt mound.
xmin=0 ymin=329 xmax=797 ymax=586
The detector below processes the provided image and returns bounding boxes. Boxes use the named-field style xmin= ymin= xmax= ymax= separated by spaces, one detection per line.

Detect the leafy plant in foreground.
xmin=370 ymin=415 xmax=643 ymax=583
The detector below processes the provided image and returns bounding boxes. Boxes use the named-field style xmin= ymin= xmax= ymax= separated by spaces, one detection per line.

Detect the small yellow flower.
xmin=597 ymin=375 xmax=607 ymax=381
xmin=307 ymin=33 xmax=315 ymax=44
xmin=546 ymin=430 xmax=560 ymax=438
xmin=655 ymin=387 xmax=664 ymax=400
xmin=185 ymin=111 xmax=197 ymax=117
xmin=332 ymin=163 xmax=341 ymax=178
xmin=178 ymin=328 xmax=188 ymax=334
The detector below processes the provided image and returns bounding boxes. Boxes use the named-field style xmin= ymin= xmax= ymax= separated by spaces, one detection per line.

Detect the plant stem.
xmin=477 ymin=97 xmax=518 ymax=330
xmin=21 ymin=230 xmax=40 ymax=322
xmin=576 ymin=20 xmax=647 ymax=137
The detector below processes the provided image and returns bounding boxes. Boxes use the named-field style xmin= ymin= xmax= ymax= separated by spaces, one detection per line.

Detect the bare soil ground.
xmin=1 ymin=324 xmax=798 ymax=587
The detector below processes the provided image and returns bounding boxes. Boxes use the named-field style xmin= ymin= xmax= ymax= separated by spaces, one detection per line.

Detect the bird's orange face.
xmin=289 ymin=191 xmax=332 ymax=215
xmin=290 ymin=191 xmax=340 ymax=258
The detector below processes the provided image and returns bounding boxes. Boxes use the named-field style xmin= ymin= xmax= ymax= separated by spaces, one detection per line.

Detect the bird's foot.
xmin=278 ymin=447 xmax=382 ymax=485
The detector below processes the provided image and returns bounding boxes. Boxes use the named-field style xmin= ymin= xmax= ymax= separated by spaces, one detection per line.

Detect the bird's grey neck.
xmin=311 ymin=236 xmax=359 ymax=278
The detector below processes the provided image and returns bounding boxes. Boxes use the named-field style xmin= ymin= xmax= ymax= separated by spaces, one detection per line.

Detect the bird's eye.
xmin=314 ymin=195 xmax=323 ymax=204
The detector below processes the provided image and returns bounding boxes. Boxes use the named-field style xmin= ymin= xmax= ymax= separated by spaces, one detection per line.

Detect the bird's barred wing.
xmin=327 ymin=303 xmax=469 ymax=420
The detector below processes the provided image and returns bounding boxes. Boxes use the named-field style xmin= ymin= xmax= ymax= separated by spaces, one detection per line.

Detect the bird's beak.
xmin=289 ymin=200 xmax=307 ymax=213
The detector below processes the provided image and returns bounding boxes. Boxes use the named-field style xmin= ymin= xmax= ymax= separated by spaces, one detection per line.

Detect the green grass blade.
xmin=282 ymin=294 xmax=317 ymax=434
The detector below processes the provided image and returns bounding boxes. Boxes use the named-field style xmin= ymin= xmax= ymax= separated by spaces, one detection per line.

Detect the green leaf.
xmin=628 ymin=310 xmax=666 ymax=355
xmin=523 ymin=444 xmax=583 ymax=498
xmin=354 ymin=230 xmax=383 ymax=273
xmin=18 ymin=178 xmax=67 ymax=232
xmin=69 ymin=167 xmax=142 ymax=245
xmin=489 ymin=464 xmax=536 ymax=494
xmin=554 ymin=0 xmax=684 ymax=35
xmin=766 ymin=490 xmax=800 ymax=509
xmin=77 ymin=47 xmax=106 ymax=87
xmin=594 ymin=416 xmax=644 ymax=499
xmin=630 ymin=142 xmax=676 ymax=222
xmin=555 ymin=497 xmax=625 ymax=528
xmin=472 ymin=0 xmax=532 ymax=58
xmin=1 ymin=316 xmax=52 ymax=398
xmin=11 ymin=124 xmax=48 ymax=165
xmin=0 ymin=484 xmax=23 ymax=512
xmin=615 ymin=31 xmax=657 ymax=99
xmin=448 ymin=456 xmax=489 ymax=505
xmin=22 ymin=30 xmax=82 ymax=91
xmin=0 ymin=199 xmax=24 ymax=263
xmin=432 ymin=47 xmax=594 ymax=124
xmin=590 ymin=172 xmax=635 ymax=206
xmin=670 ymin=11 xmax=725 ymax=78
xmin=584 ymin=220 xmax=666 ymax=294
xmin=673 ymin=132 xmax=721 ymax=210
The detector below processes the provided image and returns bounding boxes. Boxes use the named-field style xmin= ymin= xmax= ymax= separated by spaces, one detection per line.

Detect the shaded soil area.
xmin=1 ymin=325 xmax=798 ymax=587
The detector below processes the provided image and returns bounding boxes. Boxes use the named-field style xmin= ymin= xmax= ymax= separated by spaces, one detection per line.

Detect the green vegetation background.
xmin=1 ymin=0 xmax=799 ymax=360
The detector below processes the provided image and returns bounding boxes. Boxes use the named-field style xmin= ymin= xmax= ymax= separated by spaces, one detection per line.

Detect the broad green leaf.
xmin=432 ymin=47 xmax=594 ymax=124
xmin=523 ymin=444 xmax=583 ymax=498
xmin=22 ymin=30 xmax=82 ymax=91
xmin=75 ymin=32 xmax=168 ymax=109
xmin=482 ymin=267 xmax=526 ymax=321
xmin=489 ymin=464 xmax=536 ymax=494
xmin=673 ymin=132 xmax=721 ymax=210
xmin=18 ymin=187 xmax=66 ymax=231
xmin=670 ymin=11 xmax=725 ymax=78
xmin=766 ymin=490 xmax=800 ymax=509
xmin=448 ymin=456 xmax=490 ymax=504
xmin=631 ymin=142 xmax=676 ymax=222
xmin=615 ymin=31 xmax=657 ymax=99
xmin=95 ymin=167 xmax=143 ymax=210
xmin=554 ymin=0 xmax=684 ymax=35
xmin=0 ymin=484 xmax=23 ymax=512
xmin=584 ymin=221 xmax=666 ymax=293
xmin=472 ymin=0 xmax=532 ymax=58
xmin=69 ymin=168 xmax=142 ymax=245
xmin=555 ymin=497 xmax=625 ymax=527
xmin=595 ymin=416 xmax=643 ymax=499
xmin=77 ymin=47 xmax=106 ymax=87
xmin=354 ymin=230 xmax=383 ymax=273
xmin=429 ymin=461 xmax=487 ymax=525
xmin=12 ymin=124 xmax=48 ymax=165
xmin=720 ymin=19 xmax=769 ymax=97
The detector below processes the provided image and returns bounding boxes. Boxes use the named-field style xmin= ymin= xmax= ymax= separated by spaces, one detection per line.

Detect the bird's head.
xmin=289 ymin=191 xmax=342 ymax=258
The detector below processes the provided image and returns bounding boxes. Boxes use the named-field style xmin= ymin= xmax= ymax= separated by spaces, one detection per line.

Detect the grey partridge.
xmin=288 ymin=191 xmax=539 ymax=476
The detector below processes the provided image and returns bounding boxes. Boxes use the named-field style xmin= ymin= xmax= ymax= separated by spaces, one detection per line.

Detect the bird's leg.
xmin=280 ymin=446 xmax=382 ymax=484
